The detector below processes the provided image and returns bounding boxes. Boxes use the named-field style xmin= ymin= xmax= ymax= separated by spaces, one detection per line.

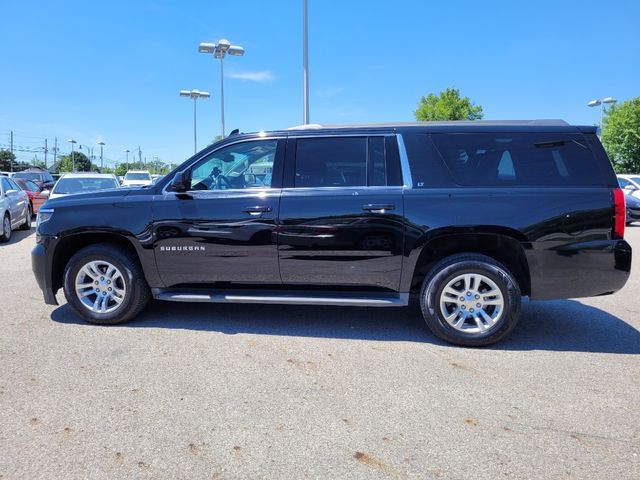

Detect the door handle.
xmin=243 ymin=205 xmax=272 ymax=216
xmin=362 ymin=203 xmax=395 ymax=213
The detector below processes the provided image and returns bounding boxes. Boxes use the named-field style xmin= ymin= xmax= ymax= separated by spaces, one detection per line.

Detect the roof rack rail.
xmin=287 ymin=123 xmax=323 ymax=130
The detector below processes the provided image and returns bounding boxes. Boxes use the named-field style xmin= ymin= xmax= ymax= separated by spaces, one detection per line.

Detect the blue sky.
xmin=1 ymin=0 xmax=638 ymax=167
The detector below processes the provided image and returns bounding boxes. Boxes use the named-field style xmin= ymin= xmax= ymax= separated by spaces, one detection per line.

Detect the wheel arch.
xmin=408 ymin=230 xmax=531 ymax=297
xmin=51 ymin=232 xmax=142 ymax=293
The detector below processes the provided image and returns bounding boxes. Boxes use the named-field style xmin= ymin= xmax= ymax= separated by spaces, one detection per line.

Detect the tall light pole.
xmin=98 ymin=141 xmax=105 ymax=172
xmin=153 ymin=156 xmax=159 ymax=174
xmin=588 ymin=97 xmax=617 ymax=134
xmin=303 ymin=0 xmax=309 ymax=124
xmin=68 ymin=139 xmax=77 ymax=172
xmin=180 ymin=89 xmax=211 ymax=153
xmin=124 ymin=149 xmax=130 ymax=171
xmin=198 ymin=39 xmax=245 ymax=138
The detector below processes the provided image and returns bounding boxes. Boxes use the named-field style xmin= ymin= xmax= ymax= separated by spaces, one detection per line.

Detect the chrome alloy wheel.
xmin=74 ymin=261 xmax=126 ymax=314
xmin=438 ymin=273 xmax=504 ymax=334
xmin=3 ymin=216 xmax=10 ymax=239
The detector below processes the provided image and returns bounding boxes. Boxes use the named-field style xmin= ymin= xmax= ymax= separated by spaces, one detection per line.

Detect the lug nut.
xmin=108 ymin=287 xmax=112 ymax=291
xmin=100 ymin=277 xmax=104 ymax=281
xmin=466 ymin=292 xmax=471 ymax=296
xmin=459 ymin=296 xmax=465 ymax=301
xmin=476 ymin=303 xmax=481 ymax=308
xmin=107 ymin=280 xmax=111 ymax=284
xmin=461 ymin=305 xmax=466 ymax=310
xmin=95 ymin=281 xmax=99 ymax=285
xmin=470 ymin=308 xmax=475 ymax=313
xmin=475 ymin=294 xmax=480 ymax=299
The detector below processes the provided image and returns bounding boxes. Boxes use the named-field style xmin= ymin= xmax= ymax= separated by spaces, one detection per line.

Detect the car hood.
xmin=43 ymin=187 xmax=151 ymax=209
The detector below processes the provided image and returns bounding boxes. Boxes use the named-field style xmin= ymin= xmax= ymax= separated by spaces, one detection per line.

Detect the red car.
xmin=13 ymin=178 xmax=49 ymax=215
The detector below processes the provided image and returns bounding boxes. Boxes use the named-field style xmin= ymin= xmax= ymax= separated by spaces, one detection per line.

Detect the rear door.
xmin=277 ymin=134 xmax=405 ymax=291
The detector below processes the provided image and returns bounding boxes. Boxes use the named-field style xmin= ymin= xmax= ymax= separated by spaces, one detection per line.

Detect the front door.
xmin=278 ymin=135 xmax=405 ymax=291
xmin=153 ymin=138 xmax=284 ymax=286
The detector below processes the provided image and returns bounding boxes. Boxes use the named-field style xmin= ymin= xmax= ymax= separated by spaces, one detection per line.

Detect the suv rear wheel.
xmin=420 ymin=253 xmax=521 ymax=346
xmin=63 ymin=243 xmax=151 ymax=325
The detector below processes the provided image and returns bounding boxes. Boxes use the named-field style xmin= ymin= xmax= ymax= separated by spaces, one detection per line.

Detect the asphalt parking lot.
xmin=1 ymin=227 xmax=639 ymax=479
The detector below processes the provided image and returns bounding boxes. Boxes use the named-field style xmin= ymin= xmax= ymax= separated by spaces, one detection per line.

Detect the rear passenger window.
xmin=431 ymin=133 xmax=603 ymax=186
xmin=294 ymin=136 xmax=399 ymax=188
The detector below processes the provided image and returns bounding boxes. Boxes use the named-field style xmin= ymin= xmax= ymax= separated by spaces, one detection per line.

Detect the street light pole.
xmin=68 ymin=139 xmax=77 ymax=172
xmin=180 ymin=89 xmax=211 ymax=154
xmin=587 ymin=97 xmax=617 ymax=135
xmin=198 ymin=39 xmax=245 ymax=138
xmin=125 ymin=149 xmax=130 ymax=171
xmin=98 ymin=141 xmax=105 ymax=172
xmin=303 ymin=0 xmax=309 ymax=124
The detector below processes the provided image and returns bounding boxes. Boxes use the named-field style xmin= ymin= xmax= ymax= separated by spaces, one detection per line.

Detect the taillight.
xmin=612 ymin=188 xmax=626 ymax=239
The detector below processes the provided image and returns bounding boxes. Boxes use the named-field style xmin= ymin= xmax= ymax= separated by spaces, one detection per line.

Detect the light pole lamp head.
xmin=227 ymin=45 xmax=245 ymax=57
xmin=68 ymin=139 xmax=77 ymax=144
xmin=197 ymin=91 xmax=211 ymax=99
xmin=587 ymin=100 xmax=602 ymax=107
xmin=98 ymin=141 xmax=105 ymax=146
xmin=179 ymin=90 xmax=192 ymax=97
xmin=602 ymin=97 xmax=617 ymax=104
xmin=198 ymin=42 xmax=216 ymax=54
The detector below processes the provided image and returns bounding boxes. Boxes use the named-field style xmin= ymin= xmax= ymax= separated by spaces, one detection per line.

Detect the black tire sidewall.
xmin=63 ymin=247 xmax=142 ymax=325
xmin=1 ymin=214 xmax=11 ymax=242
xmin=421 ymin=258 xmax=521 ymax=346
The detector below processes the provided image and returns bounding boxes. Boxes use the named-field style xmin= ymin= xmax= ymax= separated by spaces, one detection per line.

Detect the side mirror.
xmin=624 ymin=184 xmax=637 ymax=191
xmin=170 ymin=170 xmax=191 ymax=192
xmin=41 ymin=190 xmax=50 ymax=197
xmin=5 ymin=189 xmax=18 ymax=196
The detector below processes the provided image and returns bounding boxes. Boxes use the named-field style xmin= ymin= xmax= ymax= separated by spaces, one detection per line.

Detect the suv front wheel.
xmin=63 ymin=243 xmax=151 ymax=325
xmin=420 ymin=253 xmax=521 ymax=347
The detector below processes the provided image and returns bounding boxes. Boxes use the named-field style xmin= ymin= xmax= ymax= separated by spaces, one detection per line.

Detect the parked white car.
xmin=49 ymin=173 xmax=120 ymax=200
xmin=0 ymin=175 xmax=31 ymax=242
xmin=617 ymin=174 xmax=640 ymax=199
xmin=122 ymin=170 xmax=153 ymax=188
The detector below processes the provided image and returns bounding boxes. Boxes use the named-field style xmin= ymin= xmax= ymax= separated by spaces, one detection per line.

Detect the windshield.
xmin=629 ymin=176 xmax=640 ymax=184
xmin=13 ymin=172 xmax=42 ymax=181
xmin=53 ymin=177 xmax=119 ymax=194
xmin=125 ymin=172 xmax=151 ymax=181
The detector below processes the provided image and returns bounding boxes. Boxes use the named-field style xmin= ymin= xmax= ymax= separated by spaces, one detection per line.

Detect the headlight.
xmin=36 ymin=208 xmax=54 ymax=227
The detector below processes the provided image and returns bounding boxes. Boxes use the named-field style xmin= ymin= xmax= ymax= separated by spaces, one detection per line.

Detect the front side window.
xmin=189 ymin=140 xmax=277 ymax=191
xmin=1 ymin=177 xmax=11 ymax=193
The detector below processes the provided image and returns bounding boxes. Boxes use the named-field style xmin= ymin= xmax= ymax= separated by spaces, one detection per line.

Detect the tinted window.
xmin=7 ymin=178 xmax=21 ymax=191
xmin=402 ymin=134 xmax=454 ymax=188
xmin=189 ymin=140 xmax=277 ymax=191
xmin=1 ymin=177 xmax=10 ymax=193
xmin=295 ymin=137 xmax=367 ymax=187
xmin=431 ymin=133 xmax=603 ymax=186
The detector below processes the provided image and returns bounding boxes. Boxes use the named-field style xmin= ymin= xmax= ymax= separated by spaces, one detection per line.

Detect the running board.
xmin=152 ymin=288 xmax=409 ymax=307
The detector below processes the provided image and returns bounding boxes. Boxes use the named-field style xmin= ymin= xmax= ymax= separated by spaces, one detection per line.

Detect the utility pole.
xmin=53 ymin=137 xmax=58 ymax=167
xmin=44 ymin=139 xmax=48 ymax=169
xmin=138 ymin=146 xmax=142 ymax=168
xmin=10 ymin=131 xmax=14 ymax=172
xmin=303 ymin=0 xmax=310 ymax=124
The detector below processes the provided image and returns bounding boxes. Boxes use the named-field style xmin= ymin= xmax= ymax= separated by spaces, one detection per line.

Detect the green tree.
xmin=415 ymin=87 xmax=484 ymax=121
xmin=52 ymin=152 xmax=94 ymax=173
xmin=0 ymin=149 xmax=16 ymax=171
xmin=601 ymin=97 xmax=640 ymax=173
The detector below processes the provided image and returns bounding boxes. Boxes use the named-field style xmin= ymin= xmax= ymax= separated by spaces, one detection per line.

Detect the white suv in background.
xmin=122 ymin=170 xmax=153 ymax=188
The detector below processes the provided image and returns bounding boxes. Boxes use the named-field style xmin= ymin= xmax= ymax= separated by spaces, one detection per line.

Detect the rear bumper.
xmin=32 ymin=241 xmax=59 ymax=305
xmin=528 ymin=239 xmax=631 ymax=300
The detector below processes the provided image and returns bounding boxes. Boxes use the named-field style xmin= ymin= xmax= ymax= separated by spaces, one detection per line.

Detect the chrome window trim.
xmin=161 ymin=136 xmax=284 ymax=195
xmin=396 ymin=134 xmax=413 ymax=189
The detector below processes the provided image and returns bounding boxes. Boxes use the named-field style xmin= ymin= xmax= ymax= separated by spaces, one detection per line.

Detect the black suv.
xmin=32 ymin=121 xmax=632 ymax=346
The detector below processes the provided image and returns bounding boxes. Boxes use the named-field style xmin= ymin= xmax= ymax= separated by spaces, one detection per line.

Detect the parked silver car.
xmin=0 ymin=175 xmax=31 ymax=242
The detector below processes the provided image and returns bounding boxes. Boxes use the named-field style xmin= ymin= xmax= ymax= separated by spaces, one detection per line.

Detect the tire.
xmin=63 ymin=243 xmax=151 ymax=325
xmin=419 ymin=253 xmax=521 ymax=347
xmin=20 ymin=206 xmax=32 ymax=230
xmin=0 ymin=214 xmax=11 ymax=242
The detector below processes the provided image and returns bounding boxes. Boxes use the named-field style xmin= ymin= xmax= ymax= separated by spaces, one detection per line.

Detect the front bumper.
xmin=32 ymin=242 xmax=59 ymax=305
